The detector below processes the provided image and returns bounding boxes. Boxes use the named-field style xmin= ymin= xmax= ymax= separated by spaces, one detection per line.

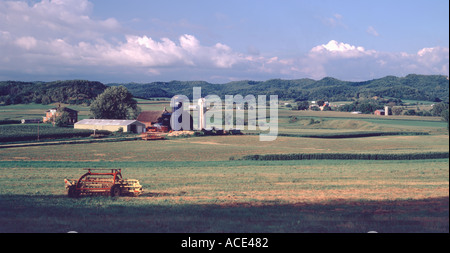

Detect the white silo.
xmin=198 ymin=98 xmax=206 ymax=130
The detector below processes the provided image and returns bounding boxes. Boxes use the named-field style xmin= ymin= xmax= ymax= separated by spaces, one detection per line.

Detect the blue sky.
xmin=0 ymin=0 xmax=448 ymax=83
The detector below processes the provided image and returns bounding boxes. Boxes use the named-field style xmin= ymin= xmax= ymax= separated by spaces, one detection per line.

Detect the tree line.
xmin=114 ymin=74 xmax=449 ymax=102
xmin=1 ymin=74 xmax=448 ymax=106
xmin=0 ymin=80 xmax=106 ymax=105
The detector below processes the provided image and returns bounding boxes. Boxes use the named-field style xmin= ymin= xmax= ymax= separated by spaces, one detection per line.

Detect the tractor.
xmin=64 ymin=169 xmax=143 ymax=198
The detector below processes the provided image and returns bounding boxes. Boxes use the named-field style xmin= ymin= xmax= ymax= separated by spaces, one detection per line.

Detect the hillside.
xmin=0 ymin=80 xmax=107 ymax=105
xmin=111 ymin=74 xmax=449 ymax=102
xmin=0 ymin=75 xmax=448 ymax=106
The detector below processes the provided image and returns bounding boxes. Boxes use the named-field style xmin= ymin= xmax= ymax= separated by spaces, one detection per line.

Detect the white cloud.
xmin=310 ymin=40 xmax=375 ymax=58
xmin=211 ymin=43 xmax=240 ymax=68
xmin=302 ymin=41 xmax=449 ymax=80
xmin=249 ymin=40 xmax=449 ymax=81
xmin=0 ymin=1 xmax=448 ymax=83
xmin=0 ymin=0 xmax=118 ymax=42
xmin=0 ymin=0 xmax=245 ymax=79
xmin=179 ymin=34 xmax=201 ymax=53
xmin=322 ymin=13 xmax=347 ymax=28
xmin=15 ymin=36 xmax=37 ymax=50
xmin=102 ymin=35 xmax=243 ymax=69
xmin=367 ymin=26 xmax=380 ymax=37
xmin=415 ymin=46 xmax=449 ymax=73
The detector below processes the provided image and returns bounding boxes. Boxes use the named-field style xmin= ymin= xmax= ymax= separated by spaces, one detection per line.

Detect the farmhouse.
xmin=43 ymin=105 xmax=78 ymax=124
xmin=74 ymin=119 xmax=146 ymax=133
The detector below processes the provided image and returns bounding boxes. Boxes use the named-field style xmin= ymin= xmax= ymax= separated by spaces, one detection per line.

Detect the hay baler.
xmin=64 ymin=169 xmax=143 ymax=198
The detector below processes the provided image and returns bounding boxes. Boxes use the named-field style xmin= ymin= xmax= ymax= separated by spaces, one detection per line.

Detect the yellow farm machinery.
xmin=64 ymin=169 xmax=143 ymax=198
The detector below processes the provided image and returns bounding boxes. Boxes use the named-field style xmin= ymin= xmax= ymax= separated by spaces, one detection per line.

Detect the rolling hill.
xmin=110 ymin=74 xmax=449 ymax=102
xmin=1 ymin=74 xmax=448 ymax=106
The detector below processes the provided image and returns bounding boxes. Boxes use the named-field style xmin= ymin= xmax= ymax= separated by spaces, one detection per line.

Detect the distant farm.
xmin=0 ymin=98 xmax=448 ymax=233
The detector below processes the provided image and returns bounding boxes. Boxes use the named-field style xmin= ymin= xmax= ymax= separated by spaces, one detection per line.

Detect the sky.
xmin=0 ymin=0 xmax=448 ymax=83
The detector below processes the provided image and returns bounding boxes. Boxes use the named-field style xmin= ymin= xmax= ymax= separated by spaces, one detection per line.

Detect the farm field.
xmin=0 ymin=103 xmax=92 ymax=121
xmin=0 ymin=135 xmax=448 ymax=161
xmin=0 ymin=159 xmax=448 ymax=233
xmin=0 ymin=101 xmax=448 ymax=233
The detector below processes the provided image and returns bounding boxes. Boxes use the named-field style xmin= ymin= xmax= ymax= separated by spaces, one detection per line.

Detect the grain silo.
xmin=170 ymin=95 xmax=193 ymax=131
xmin=384 ymin=106 xmax=390 ymax=116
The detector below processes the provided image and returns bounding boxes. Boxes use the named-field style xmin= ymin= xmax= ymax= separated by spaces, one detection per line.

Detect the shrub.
xmin=276 ymin=131 xmax=428 ymax=139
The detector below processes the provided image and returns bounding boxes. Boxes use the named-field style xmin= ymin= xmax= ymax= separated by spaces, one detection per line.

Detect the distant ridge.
xmin=1 ymin=74 xmax=448 ymax=105
xmin=109 ymin=74 xmax=449 ymax=102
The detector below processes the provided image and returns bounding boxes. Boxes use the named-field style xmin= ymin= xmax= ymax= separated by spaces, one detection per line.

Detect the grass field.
xmin=0 ymin=159 xmax=448 ymax=232
xmin=0 ymin=100 xmax=448 ymax=233
xmin=1 ymin=135 xmax=447 ymax=161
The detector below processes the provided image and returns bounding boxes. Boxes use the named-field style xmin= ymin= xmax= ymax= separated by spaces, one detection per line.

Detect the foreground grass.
xmin=0 ymin=159 xmax=448 ymax=233
xmin=1 ymin=194 xmax=447 ymax=233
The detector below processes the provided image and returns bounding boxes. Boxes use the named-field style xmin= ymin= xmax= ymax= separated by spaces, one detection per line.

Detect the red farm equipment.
xmin=64 ymin=169 xmax=143 ymax=198
xmin=141 ymin=131 xmax=166 ymax=141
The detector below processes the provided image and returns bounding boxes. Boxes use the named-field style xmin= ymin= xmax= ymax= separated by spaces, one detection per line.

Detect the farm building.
xmin=43 ymin=105 xmax=78 ymax=124
xmin=74 ymin=119 xmax=146 ymax=133
xmin=374 ymin=109 xmax=385 ymax=116
xmin=137 ymin=108 xmax=171 ymax=131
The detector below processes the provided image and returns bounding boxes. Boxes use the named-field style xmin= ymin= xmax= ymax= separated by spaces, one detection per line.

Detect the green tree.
xmin=404 ymin=109 xmax=416 ymax=116
xmin=358 ymin=101 xmax=378 ymax=114
xmin=55 ymin=111 xmax=71 ymax=127
xmin=293 ymin=101 xmax=309 ymax=110
xmin=90 ymin=86 xmax=141 ymax=119
xmin=392 ymin=107 xmax=403 ymax=116
xmin=431 ymin=102 xmax=449 ymax=116
xmin=322 ymin=105 xmax=332 ymax=111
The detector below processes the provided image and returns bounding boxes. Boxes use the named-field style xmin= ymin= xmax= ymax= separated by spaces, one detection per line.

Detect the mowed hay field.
xmin=0 ymin=136 xmax=448 ymax=232
xmin=0 ymin=101 xmax=449 ymax=233
xmin=0 ymin=159 xmax=448 ymax=232
xmin=0 ymin=135 xmax=448 ymax=161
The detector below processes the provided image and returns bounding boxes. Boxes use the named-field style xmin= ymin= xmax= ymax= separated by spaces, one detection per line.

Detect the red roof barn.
xmin=374 ymin=109 xmax=385 ymax=116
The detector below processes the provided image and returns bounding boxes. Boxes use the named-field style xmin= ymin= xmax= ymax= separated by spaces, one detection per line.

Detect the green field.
xmin=1 ymin=134 xmax=448 ymax=161
xmin=0 ymin=159 xmax=448 ymax=232
xmin=0 ymin=101 xmax=448 ymax=233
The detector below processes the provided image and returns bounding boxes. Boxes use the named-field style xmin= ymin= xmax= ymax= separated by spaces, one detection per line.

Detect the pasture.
xmin=1 ymin=134 xmax=448 ymax=161
xmin=0 ymin=101 xmax=448 ymax=233
xmin=0 ymin=160 xmax=448 ymax=232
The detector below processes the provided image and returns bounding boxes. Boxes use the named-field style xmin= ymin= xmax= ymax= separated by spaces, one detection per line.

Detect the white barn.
xmin=74 ymin=119 xmax=146 ymax=133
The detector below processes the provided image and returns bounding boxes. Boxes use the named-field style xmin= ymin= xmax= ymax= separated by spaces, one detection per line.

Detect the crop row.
xmin=245 ymin=131 xmax=429 ymax=139
xmin=284 ymin=131 xmax=429 ymax=139
xmin=279 ymin=131 xmax=430 ymax=139
xmin=241 ymin=152 xmax=449 ymax=161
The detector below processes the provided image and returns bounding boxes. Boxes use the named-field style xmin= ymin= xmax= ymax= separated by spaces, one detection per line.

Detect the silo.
xmin=198 ymin=98 xmax=206 ymax=130
xmin=384 ymin=106 xmax=390 ymax=116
